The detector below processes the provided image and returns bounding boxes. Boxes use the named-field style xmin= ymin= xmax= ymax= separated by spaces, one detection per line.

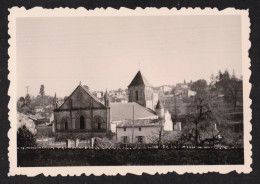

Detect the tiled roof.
xmin=128 ymin=71 xmax=152 ymax=87
xmin=110 ymin=102 xmax=157 ymax=122
xmin=116 ymin=119 xmax=162 ymax=127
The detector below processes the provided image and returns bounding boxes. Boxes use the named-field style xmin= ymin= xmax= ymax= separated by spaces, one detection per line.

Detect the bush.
xmin=17 ymin=125 xmax=37 ymax=148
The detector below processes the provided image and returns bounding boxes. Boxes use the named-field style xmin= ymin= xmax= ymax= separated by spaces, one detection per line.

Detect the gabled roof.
xmin=128 ymin=71 xmax=152 ymax=87
xmin=110 ymin=102 xmax=157 ymax=122
xmin=80 ymin=85 xmax=105 ymax=106
xmin=58 ymin=84 xmax=105 ymax=109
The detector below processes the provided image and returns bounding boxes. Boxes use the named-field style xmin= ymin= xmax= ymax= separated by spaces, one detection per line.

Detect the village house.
xmin=160 ymin=85 xmax=173 ymax=94
xmin=34 ymin=106 xmax=45 ymax=113
xmin=115 ymin=100 xmax=173 ymax=144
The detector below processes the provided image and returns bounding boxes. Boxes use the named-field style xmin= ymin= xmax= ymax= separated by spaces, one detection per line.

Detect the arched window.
xmin=64 ymin=120 xmax=68 ymax=130
xmin=135 ymin=91 xmax=138 ymax=101
xmin=98 ymin=123 xmax=101 ymax=130
xmin=80 ymin=115 xmax=85 ymax=129
xmin=93 ymin=116 xmax=105 ymax=130
xmin=60 ymin=117 xmax=69 ymax=130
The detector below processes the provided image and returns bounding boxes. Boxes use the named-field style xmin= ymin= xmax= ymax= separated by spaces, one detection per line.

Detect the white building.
xmin=160 ymin=85 xmax=172 ymax=93
xmin=116 ymin=119 xmax=163 ymax=144
xmin=114 ymin=100 xmax=173 ymax=144
xmin=110 ymin=102 xmax=158 ymax=133
xmin=34 ymin=106 xmax=44 ymax=113
xmin=188 ymin=90 xmax=196 ymax=97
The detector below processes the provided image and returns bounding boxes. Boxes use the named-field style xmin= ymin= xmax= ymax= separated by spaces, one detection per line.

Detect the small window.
xmin=137 ymin=136 xmax=144 ymax=143
xmin=123 ymin=136 xmax=128 ymax=143
xmin=124 ymin=127 xmax=126 ymax=131
xmin=139 ymin=127 xmax=141 ymax=131
xmin=98 ymin=123 xmax=101 ymax=130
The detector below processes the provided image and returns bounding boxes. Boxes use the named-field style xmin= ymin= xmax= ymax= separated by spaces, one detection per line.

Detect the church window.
xmin=64 ymin=120 xmax=68 ymax=130
xmin=124 ymin=127 xmax=126 ymax=131
xmin=80 ymin=115 xmax=85 ymax=129
xmin=139 ymin=127 xmax=141 ymax=131
xmin=98 ymin=123 xmax=101 ymax=130
xmin=94 ymin=116 xmax=104 ymax=130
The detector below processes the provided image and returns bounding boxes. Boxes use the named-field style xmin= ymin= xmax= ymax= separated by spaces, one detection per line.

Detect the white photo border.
xmin=8 ymin=7 xmax=252 ymax=176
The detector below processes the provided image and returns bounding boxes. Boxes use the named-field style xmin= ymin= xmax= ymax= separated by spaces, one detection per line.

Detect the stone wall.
xmin=17 ymin=148 xmax=244 ymax=166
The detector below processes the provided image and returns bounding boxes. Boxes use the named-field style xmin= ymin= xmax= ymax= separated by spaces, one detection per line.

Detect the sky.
xmin=16 ymin=15 xmax=242 ymax=98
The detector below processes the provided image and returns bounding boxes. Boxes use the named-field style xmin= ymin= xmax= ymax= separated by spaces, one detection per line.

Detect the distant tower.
xmin=128 ymin=70 xmax=154 ymax=110
xmin=155 ymin=100 xmax=164 ymax=118
xmin=53 ymin=93 xmax=58 ymax=109
xmin=103 ymin=90 xmax=111 ymax=132
xmin=104 ymin=90 xmax=110 ymax=107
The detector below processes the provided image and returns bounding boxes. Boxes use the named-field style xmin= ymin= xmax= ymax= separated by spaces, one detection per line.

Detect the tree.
xmin=25 ymin=94 xmax=31 ymax=105
xmin=17 ymin=97 xmax=25 ymax=112
xmin=17 ymin=125 xmax=37 ymax=147
xmin=190 ymin=79 xmax=207 ymax=96
xmin=17 ymin=95 xmax=32 ymax=114
xmin=148 ymin=120 xmax=168 ymax=148
xmin=184 ymin=87 xmax=225 ymax=148
xmin=39 ymin=84 xmax=45 ymax=97
xmin=215 ymin=70 xmax=242 ymax=111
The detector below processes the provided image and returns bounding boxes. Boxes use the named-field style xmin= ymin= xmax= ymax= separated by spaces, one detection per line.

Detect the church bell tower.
xmin=128 ymin=70 xmax=154 ymax=110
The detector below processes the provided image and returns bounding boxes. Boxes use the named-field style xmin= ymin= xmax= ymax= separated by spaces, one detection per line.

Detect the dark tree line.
xmin=214 ymin=70 xmax=243 ymax=111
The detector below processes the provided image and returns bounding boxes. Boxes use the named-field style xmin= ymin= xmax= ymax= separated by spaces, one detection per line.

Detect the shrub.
xmin=17 ymin=125 xmax=37 ymax=148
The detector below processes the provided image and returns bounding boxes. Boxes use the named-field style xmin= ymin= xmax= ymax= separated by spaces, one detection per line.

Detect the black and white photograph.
xmin=8 ymin=7 xmax=251 ymax=176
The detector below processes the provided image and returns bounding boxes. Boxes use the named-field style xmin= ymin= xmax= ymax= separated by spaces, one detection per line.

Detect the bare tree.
xmin=148 ymin=119 xmax=168 ymax=148
xmin=184 ymin=82 xmax=226 ymax=148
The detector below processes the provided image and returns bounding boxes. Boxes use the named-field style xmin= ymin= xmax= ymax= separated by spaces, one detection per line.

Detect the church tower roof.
xmin=155 ymin=100 xmax=164 ymax=110
xmin=128 ymin=70 xmax=152 ymax=87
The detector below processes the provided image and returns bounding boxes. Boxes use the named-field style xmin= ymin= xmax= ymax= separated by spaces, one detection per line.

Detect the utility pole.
xmin=132 ymin=104 xmax=135 ymax=143
xmin=25 ymin=86 xmax=29 ymax=95
xmin=116 ymin=122 xmax=118 ymax=143
xmin=174 ymin=94 xmax=177 ymax=124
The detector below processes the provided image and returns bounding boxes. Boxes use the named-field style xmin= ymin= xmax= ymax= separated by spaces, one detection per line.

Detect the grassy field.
xmin=17 ymin=148 xmax=244 ymax=167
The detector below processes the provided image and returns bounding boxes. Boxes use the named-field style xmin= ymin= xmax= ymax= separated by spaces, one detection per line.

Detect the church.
xmin=53 ymin=84 xmax=111 ymax=143
xmin=53 ymin=70 xmax=173 ymax=146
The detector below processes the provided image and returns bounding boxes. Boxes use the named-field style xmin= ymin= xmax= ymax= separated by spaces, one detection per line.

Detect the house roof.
xmin=116 ymin=119 xmax=162 ymax=128
xmin=110 ymin=102 xmax=157 ymax=122
xmin=128 ymin=71 xmax=152 ymax=87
